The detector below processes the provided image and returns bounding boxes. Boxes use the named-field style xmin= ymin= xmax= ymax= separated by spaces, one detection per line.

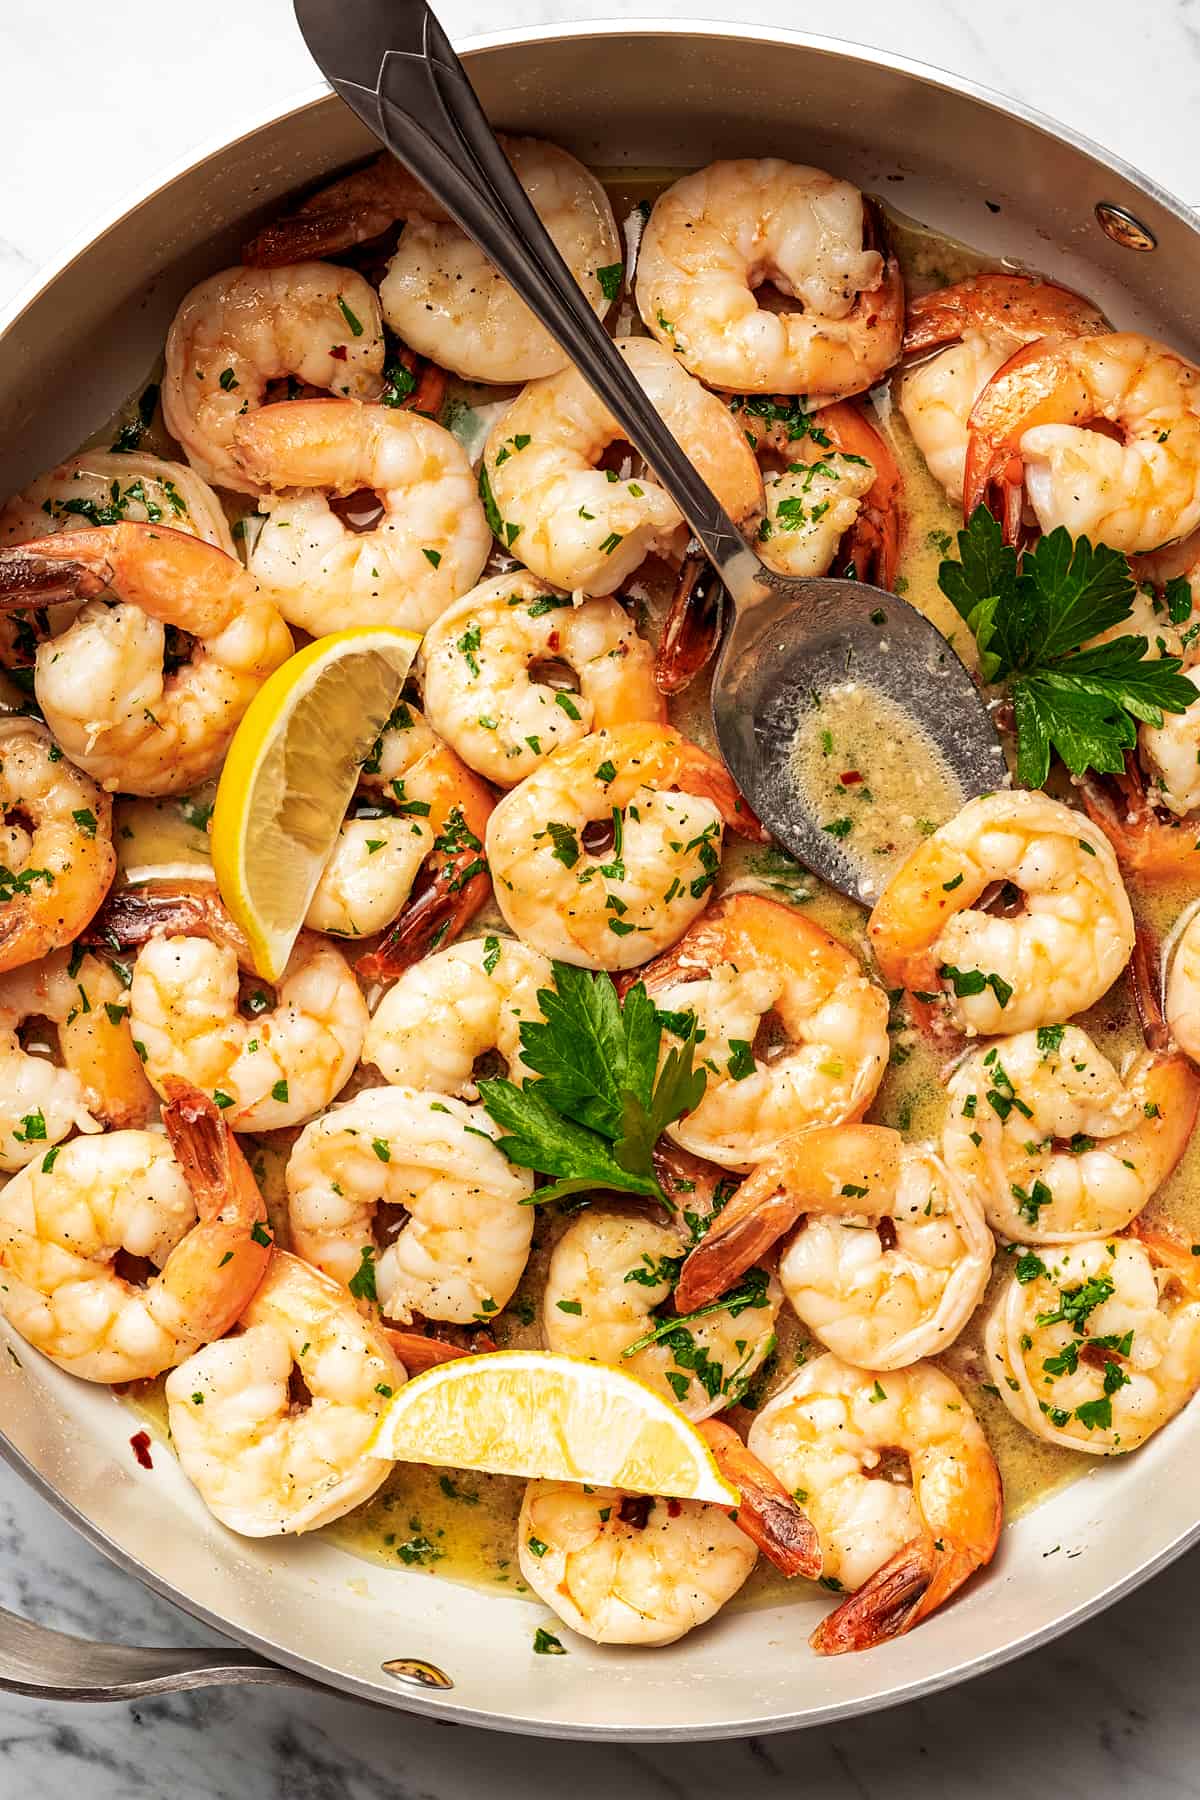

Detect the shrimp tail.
xmin=157 ymin=1080 xmax=273 ymax=1337
xmin=0 ymin=544 xmax=110 ymax=607
xmin=654 ymin=550 xmax=726 ymax=696
xmin=382 ymin=1328 xmax=498 ymax=1374
xmin=675 ymin=1174 xmax=801 ymax=1313
xmin=818 ymin=400 xmax=904 ymax=591
xmin=810 ymin=1532 xmax=945 ymax=1654
xmin=356 ymin=849 xmax=491 ymax=983
xmin=1131 ymin=927 xmax=1171 ymax=1053
xmin=88 ymin=880 xmax=247 ymax=959
xmin=698 ymin=1419 xmax=822 ymax=1579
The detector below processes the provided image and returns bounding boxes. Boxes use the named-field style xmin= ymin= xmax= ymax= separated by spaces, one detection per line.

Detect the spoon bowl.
xmin=713 ymin=578 xmax=1006 ymax=901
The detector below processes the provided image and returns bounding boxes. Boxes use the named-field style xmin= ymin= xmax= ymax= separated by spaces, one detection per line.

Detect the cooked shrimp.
xmin=162 ymin=263 xmax=385 ymax=493
xmin=965 ymin=332 xmax=1200 ymax=551
xmin=868 ymin=790 xmax=1135 ymax=1036
xmin=285 ymin=1085 xmax=534 ymax=1324
xmin=308 ymin=703 xmax=493 ymax=968
xmin=1079 ymin=757 xmax=1200 ymax=881
xmin=103 ymin=881 xmax=367 ymax=1130
xmin=984 ymin=1225 xmax=1200 ymax=1454
xmin=943 ymin=1025 xmax=1198 ymax=1242
xmin=677 ymin=1126 xmax=993 ymax=1369
xmin=165 ymin=1250 xmax=404 ymax=1536
xmin=542 ymin=1207 xmax=781 ymax=1420
xmin=898 ymin=274 xmax=1106 ymax=504
xmin=637 ymin=895 xmax=888 ymax=1170
xmin=1137 ymin=668 xmax=1200 ymax=815
xmin=485 ymin=723 xmax=766 ymax=971
xmin=517 ymin=1480 xmax=757 ymax=1647
xmin=362 ymin=934 xmax=551 ymax=1096
xmin=0 ymin=721 xmax=115 ymax=972
xmin=481 ymin=337 xmax=762 ymax=595
xmin=232 ymin=400 xmax=490 ymax=636
xmin=636 ymin=162 xmax=903 ymax=397
xmin=1166 ymin=907 xmax=1200 ymax=1063
xmin=748 ymin=1354 xmax=1002 ymax=1653
xmin=0 ymin=524 xmax=292 ymax=796
xmin=245 ymin=141 xmax=620 ymax=383
xmin=0 ymin=947 xmax=155 ymax=1168
xmin=696 ymin=1417 xmax=822 ymax=1578
xmin=420 ymin=573 xmax=665 ymax=786
xmin=0 ymin=1084 xmax=271 ymax=1382
xmin=0 ymin=450 xmax=236 ymax=554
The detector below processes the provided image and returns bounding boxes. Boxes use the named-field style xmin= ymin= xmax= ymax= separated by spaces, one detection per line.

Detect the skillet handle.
xmin=0 ymin=1600 xmax=320 ymax=1702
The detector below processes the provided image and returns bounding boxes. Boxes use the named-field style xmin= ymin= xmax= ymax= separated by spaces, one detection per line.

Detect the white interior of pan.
xmin=1 ymin=22 xmax=1198 ymax=1739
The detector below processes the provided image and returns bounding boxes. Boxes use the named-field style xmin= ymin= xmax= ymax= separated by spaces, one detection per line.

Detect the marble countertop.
xmin=2 ymin=0 xmax=1198 ymax=1793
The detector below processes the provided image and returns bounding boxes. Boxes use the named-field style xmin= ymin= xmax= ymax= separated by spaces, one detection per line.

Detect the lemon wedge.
xmin=368 ymin=1349 xmax=739 ymax=1504
xmin=211 ymin=627 xmax=419 ymax=980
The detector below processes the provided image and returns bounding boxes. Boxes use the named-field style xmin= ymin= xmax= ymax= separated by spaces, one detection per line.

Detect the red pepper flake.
xmin=666 ymin=1497 xmax=682 ymax=1518
xmin=329 ymin=343 xmax=348 ymax=361
xmin=129 ymin=1430 xmax=153 ymax=1469
xmin=547 ymin=631 xmax=560 ymax=651
xmin=839 ymin=771 xmax=864 ymax=786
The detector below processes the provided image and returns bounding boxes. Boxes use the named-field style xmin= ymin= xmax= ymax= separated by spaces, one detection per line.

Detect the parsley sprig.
xmin=938 ymin=509 xmax=1195 ymax=787
xmin=477 ymin=961 xmax=704 ymax=1206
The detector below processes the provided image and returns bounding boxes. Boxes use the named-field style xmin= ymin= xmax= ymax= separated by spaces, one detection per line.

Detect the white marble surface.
xmin=2 ymin=0 xmax=1200 ymax=1793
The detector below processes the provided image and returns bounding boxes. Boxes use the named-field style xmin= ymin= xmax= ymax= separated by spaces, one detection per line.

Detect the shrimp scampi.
xmin=234 ymin=399 xmax=490 ymax=636
xmin=868 ymin=790 xmax=1135 ymax=1036
xmin=166 ymin=1250 xmax=405 ymax=1536
xmin=638 ymin=895 xmax=889 ymax=1169
xmin=485 ymin=724 xmax=766 ymax=970
xmin=677 ymin=1126 xmax=994 ymax=1370
xmin=285 ymin=1085 xmax=534 ymax=1324
xmin=542 ymin=1207 xmax=781 ymax=1420
xmin=0 ymin=1085 xmax=271 ymax=1382
xmin=749 ymin=1356 xmax=1002 ymax=1653
xmin=0 ymin=722 xmax=115 ymax=971
xmin=518 ymin=1480 xmax=758 ymax=1647
xmin=0 ymin=524 xmax=292 ymax=796
xmin=636 ymin=161 xmax=903 ymax=398
xmin=985 ymin=1227 xmax=1200 ymax=1454
xmin=420 ymin=574 xmax=665 ymax=786
xmin=943 ymin=1024 xmax=1199 ymax=1242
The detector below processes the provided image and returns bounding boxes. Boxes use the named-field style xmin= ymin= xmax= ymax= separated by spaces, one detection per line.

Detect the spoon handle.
xmin=349 ymin=0 xmax=770 ymax=609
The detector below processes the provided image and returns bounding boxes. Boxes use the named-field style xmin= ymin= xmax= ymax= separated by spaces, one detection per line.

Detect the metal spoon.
xmin=293 ymin=0 xmax=1005 ymax=902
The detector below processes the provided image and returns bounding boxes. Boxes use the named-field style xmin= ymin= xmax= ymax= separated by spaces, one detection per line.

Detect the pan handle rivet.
xmin=382 ymin=1657 xmax=455 ymax=1690
xmin=1095 ymin=202 xmax=1157 ymax=251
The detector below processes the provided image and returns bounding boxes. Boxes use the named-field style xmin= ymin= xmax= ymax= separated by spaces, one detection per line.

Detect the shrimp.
xmin=420 ymin=572 xmax=665 ymax=787
xmin=0 ymin=524 xmax=292 ymax=796
xmin=0 ymin=947 xmax=156 ymax=1168
xmin=677 ymin=1126 xmax=993 ymax=1369
xmin=0 ymin=450 xmax=236 ymax=555
xmin=636 ymin=895 xmax=889 ymax=1170
xmin=517 ymin=1480 xmax=757 ymax=1647
xmin=898 ymin=274 xmax=1107 ymax=505
xmin=0 ymin=1083 xmax=271 ymax=1382
xmin=232 ymin=400 xmax=490 ymax=636
xmin=162 ymin=263 xmax=385 ymax=493
xmin=943 ymin=1024 xmax=1198 ymax=1242
xmin=165 ymin=1250 xmax=404 ymax=1536
xmin=484 ymin=723 xmax=766 ymax=971
xmin=245 ymin=141 xmax=621 ymax=385
xmin=868 ymin=790 xmax=1135 ymax=1036
xmin=636 ymin=162 xmax=903 ymax=398
xmin=285 ymin=1085 xmax=534 ymax=1324
xmin=655 ymin=400 xmax=902 ymax=693
xmin=102 ymin=881 xmax=367 ymax=1130
xmin=362 ymin=935 xmax=551 ymax=1096
xmin=1079 ymin=757 xmax=1200 ymax=881
xmin=984 ymin=1225 xmax=1200 ymax=1454
xmin=542 ymin=1207 xmax=781 ymax=1420
xmin=308 ymin=703 xmax=493 ymax=969
xmin=965 ymin=332 xmax=1200 ymax=551
xmin=480 ymin=337 xmax=762 ymax=595
xmin=748 ymin=1354 xmax=1002 ymax=1653
xmin=1165 ymin=907 xmax=1200 ymax=1064
xmin=0 ymin=721 xmax=115 ymax=971
xmin=1137 ymin=668 xmax=1200 ymax=815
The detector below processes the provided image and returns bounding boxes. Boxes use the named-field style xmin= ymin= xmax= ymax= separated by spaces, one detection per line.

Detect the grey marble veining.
xmin=1 ymin=0 xmax=1199 ymax=1793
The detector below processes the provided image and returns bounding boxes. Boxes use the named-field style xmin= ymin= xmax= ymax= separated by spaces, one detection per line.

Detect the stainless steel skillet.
xmin=0 ymin=17 xmax=1198 ymax=1741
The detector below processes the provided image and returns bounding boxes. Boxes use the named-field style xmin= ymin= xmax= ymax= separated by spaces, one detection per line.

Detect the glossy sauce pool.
xmin=103 ymin=174 xmax=1200 ymax=1610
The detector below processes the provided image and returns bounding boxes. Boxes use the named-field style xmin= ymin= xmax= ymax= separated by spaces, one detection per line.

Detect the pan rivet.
xmin=1095 ymin=203 xmax=1157 ymax=251
xmin=381 ymin=1657 xmax=455 ymax=1690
